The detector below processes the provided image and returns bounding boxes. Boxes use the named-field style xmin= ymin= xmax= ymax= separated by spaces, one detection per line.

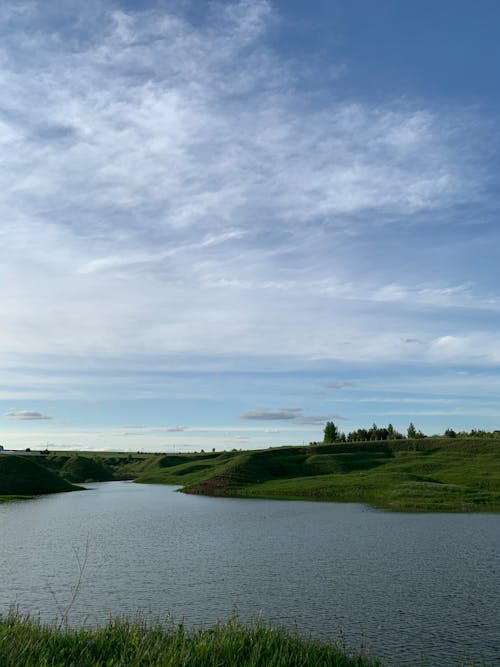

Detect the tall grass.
xmin=0 ymin=613 xmax=382 ymax=667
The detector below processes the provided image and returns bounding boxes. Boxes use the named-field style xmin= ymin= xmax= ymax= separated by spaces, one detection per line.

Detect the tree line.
xmin=318 ymin=422 xmax=500 ymax=444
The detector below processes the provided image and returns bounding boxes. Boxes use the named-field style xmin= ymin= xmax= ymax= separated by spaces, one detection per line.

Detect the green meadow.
xmin=135 ymin=438 xmax=500 ymax=512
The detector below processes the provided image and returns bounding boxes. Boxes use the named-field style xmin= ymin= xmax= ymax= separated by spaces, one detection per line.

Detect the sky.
xmin=1 ymin=0 xmax=500 ymax=452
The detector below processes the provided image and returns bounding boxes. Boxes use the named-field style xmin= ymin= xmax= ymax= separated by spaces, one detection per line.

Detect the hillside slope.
xmin=135 ymin=439 xmax=500 ymax=512
xmin=0 ymin=456 xmax=82 ymax=497
xmin=60 ymin=455 xmax=115 ymax=483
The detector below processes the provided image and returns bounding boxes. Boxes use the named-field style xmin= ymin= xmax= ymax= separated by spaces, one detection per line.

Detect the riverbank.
xmin=136 ymin=438 xmax=500 ymax=512
xmin=0 ymin=614 xmax=381 ymax=667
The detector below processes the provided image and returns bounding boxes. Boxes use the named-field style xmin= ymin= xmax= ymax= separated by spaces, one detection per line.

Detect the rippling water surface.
xmin=1 ymin=482 xmax=499 ymax=666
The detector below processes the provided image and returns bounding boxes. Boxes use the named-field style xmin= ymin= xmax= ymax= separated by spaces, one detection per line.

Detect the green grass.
xmin=0 ymin=456 xmax=82 ymax=497
xmin=0 ymin=614 xmax=381 ymax=667
xmin=39 ymin=451 xmax=155 ymax=481
xmin=0 ymin=494 xmax=29 ymax=503
xmin=60 ymin=455 xmax=115 ymax=483
xmin=135 ymin=439 xmax=500 ymax=512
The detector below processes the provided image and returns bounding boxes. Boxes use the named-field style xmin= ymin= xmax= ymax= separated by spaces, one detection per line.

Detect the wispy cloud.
xmin=239 ymin=408 xmax=343 ymax=424
xmin=240 ymin=408 xmax=300 ymax=421
xmin=0 ymin=0 xmax=489 ymax=373
xmin=155 ymin=426 xmax=186 ymax=433
xmin=4 ymin=409 xmax=53 ymax=421
xmin=0 ymin=1 xmax=497 ymax=445
xmin=326 ymin=381 xmax=354 ymax=389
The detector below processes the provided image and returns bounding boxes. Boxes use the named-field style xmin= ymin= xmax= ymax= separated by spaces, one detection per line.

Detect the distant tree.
xmin=323 ymin=421 xmax=339 ymax=443
xmin=347 ymin=428 xmax=369 ymax=442
xmin=407 ymin=422 xmax=417 ymax=439
xmin=365 ymin=423 xmax=388 ymax=440
xmin=469 ymin=429 xmax=491 ymax=438
xmin=386 ymin=423 xmax=404 ymax=439
xmin=444 ymin=428 xmax=456 ymax=438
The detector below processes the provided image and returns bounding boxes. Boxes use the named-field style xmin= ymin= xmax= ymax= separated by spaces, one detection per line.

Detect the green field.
xmin=135 ymin=438 xmax=500 ymax=512
xmin=0 ymin=613 xmax=380 ymax=667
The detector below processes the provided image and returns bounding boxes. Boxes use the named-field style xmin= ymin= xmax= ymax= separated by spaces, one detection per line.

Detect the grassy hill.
xmin=40 ymin=452 xmax=153 ymax=481
xmin=135 ymin=438 xmax=500 ymax=512
xmin=0 ymin=456 xmax=82 ymax=498
xmin=0 ymin=451 xmax=152 ymax=501
xmin=60 ymin=455 xmax=115 ymax=483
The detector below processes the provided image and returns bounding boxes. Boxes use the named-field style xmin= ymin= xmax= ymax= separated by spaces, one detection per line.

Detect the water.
xmin=1 ymin=482 xmax=499 ymax=666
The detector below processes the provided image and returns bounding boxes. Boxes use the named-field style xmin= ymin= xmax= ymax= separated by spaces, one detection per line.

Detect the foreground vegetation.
xmin=135 ymin=438 xmax=500 ymax=512
xmin=0 ymin=614 xmax=380 ymax=667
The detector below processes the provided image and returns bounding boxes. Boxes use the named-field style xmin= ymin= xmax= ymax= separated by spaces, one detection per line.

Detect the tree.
xmin=323 ymin=421 xmax=339 ymax=443
xmin=407 ymin=422 xmax=417 ymax=439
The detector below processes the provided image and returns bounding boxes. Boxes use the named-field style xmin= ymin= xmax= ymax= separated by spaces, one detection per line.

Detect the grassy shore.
xmin=135 ymin=438 xmax=500 ymax=512
xmin=0 ymin=615 xmax=381 ymax=667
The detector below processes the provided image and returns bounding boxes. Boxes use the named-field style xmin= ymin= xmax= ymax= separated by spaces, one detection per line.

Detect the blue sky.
xmin=1 ymin=0 xmax=500 ymax=451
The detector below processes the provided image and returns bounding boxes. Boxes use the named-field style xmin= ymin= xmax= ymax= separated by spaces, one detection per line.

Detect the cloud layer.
xmin=0 ymin=1 xmax=498 ymax=448
xmin=0 ymin=0 xmax=494 ymax=377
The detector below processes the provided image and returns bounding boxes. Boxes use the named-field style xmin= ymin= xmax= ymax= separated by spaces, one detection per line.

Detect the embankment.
xmin=135 ymin=438 xmax=500 ymax=512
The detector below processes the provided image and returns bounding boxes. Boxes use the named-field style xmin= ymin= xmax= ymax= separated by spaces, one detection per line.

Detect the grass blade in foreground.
xmin=0 ymin=614 xmax=382 ymax=667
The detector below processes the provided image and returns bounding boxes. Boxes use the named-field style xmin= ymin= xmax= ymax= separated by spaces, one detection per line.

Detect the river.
xmin=0 ymin=481 xmax=498 ymax=666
